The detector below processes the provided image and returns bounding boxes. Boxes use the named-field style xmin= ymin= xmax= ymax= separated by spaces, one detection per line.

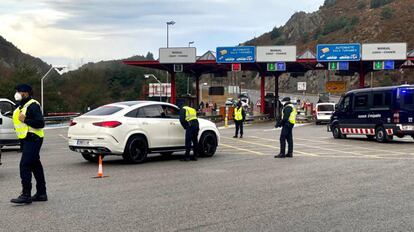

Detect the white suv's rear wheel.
xmin=123 ymin=135 xmax=148 ymax=164
xmin=199 ymin=131 xmax=217 ymax=157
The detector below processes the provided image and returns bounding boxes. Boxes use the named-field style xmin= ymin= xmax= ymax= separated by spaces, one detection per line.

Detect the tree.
xmin=370 ymin=0 xmax=393 ymax=9
xmin=270 ymin=27 xmax=282 ymax=40
xmin=380 ymin=7 xmax=394 ymax=19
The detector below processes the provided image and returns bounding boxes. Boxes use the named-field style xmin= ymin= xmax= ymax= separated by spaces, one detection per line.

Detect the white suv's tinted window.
xmin=0 ymin=101 xmax=15 ymax=116
xmin=84 ymin=106 xmax=123 ymax=116
xmin=142 ymin=105 xmax=163 ymax=118
xmin=161 ymin=105 xmax=180 ymax=119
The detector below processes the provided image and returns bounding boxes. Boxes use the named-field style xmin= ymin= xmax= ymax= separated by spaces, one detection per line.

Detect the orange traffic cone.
xmin=97 ymin=155 xmax=104 ymax=178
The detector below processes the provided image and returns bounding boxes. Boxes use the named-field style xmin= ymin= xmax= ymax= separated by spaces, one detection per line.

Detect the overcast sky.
xmin=0 ymin=0 xmax=324 ymax=69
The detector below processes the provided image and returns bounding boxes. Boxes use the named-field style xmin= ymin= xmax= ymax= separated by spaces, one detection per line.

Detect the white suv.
xmin=0 ymin=98 xmax=19 ymax=149
xmin=68 ymin=101 xmax=220 ymax=163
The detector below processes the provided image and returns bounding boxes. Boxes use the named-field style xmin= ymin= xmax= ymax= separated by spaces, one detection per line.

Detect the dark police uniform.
xmin=233 ymin=104 xmax=246 ymax=138
xmin=179 ymin=106 xmax=199 ymax=161
xmin=275 ymin=98 xmax=297 ymax=158
xmin=11 ymin=84 xmax=47 ymax=204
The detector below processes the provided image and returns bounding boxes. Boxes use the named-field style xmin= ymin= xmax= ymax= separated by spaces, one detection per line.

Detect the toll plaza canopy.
xmin=124 ymin=45 xmax=414 ymax=113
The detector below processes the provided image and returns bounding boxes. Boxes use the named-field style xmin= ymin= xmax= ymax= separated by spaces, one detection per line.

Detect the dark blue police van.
xmin=329 ymin=85 xmax=414 ymax=142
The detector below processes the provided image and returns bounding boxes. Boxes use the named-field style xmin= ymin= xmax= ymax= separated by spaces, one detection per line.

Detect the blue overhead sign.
xmin=383 ymin=60 xmax=395 ymax=70
xmin=216 ymin=46 xmax=255 ymax=63
xmin=317 ymin=44 xmax=361 ymax=62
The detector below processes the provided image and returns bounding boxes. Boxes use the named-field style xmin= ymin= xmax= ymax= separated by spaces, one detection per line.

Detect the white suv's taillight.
xmin=92 ymin=121 xmax=122 ymax=128
xmin=69 ymin=120 xmax=77 ymax=126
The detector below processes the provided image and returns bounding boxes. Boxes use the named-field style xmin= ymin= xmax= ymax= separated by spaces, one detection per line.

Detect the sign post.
xmin=362 ymin=43 xmax=407 ymax=61
xmin=256 ymin=46 xmax=297 ymax=62
xmin=317 ymin=44 xmax=361 ymax=62
xmin=216 ymin=46 xmax=255 ymax=63
xmin=159 ymin=47 xmax=196 ymax=63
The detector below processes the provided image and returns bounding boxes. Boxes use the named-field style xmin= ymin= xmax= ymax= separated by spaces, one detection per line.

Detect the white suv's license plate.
xmin=77 ymin=139 xmax=91 ymax=146
xmin=402 ymin=126 xmax=414 ymax=131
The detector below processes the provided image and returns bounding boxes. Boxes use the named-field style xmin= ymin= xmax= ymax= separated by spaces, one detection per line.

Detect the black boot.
xmin=11 ymin=194 xmax=32 ymax=204
xmin=31 ymin=193 xmax=48 ymax=202
xmin=285 ymin=153 xmax=293 ymax=158
xmin=233 ymin=135 xmax=238 ymax=138
xmin=239 ymin=135 xmax=243 ymax=138
xmin=274 ymin=153 xmax=286 ymax=158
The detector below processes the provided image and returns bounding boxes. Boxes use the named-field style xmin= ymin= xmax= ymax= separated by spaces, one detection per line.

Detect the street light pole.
xmin=41 ymin=66 xmax=65 ymax=114
xmin=166 ymin=21 xmax=175 ymax=48
xmin=166 ymin=21 xmax=175 ymax=102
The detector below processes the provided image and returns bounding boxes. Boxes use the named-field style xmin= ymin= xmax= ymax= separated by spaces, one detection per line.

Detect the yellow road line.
xmin=222 ymin=137 xmax=319 ymax=157
xmin=247 ymin=136 xmax=373 ymax=157
xmin=220 ymin=143 xmax=266 ymax=156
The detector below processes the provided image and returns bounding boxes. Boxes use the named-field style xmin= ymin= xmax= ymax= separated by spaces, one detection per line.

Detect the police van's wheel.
xmin=199 ymin=131 xmax=217 ymax=157
xmin=81 ymin=153 xmax=100 ymax=163
xmin=123 ymin=135 xmax=148 ymax=164
xmin=332 ymin=124 xmax=346 ymax=139
xmin=375 ymin=126 xmax=391 ymax=143
xmin=412 ymin=135 xmax=414 ymax=140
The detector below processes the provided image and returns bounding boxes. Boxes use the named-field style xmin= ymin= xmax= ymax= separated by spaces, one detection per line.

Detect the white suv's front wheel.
xmin=199 ymin=131 xmax=217 ymax=157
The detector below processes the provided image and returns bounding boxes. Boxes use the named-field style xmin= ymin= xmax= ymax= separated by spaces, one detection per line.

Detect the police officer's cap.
xmin=282 ymin=97 xmax=291 ymax=102
xmin=15 ymin=84 xmax=33 ymax=93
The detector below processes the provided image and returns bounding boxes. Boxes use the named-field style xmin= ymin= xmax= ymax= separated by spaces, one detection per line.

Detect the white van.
xmin=0 ymin=98 xmax=19 ymax=148
xmin=315 ymin=102 xmax=335 ymax=124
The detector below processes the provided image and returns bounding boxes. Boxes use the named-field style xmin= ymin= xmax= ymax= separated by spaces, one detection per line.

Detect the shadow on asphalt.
xmin=75 ymin=153 xmax=208 ymax=166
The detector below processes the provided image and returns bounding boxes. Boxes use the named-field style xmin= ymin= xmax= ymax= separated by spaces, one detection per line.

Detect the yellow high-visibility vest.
xmin=234 ymin=107 xmax=243 ymax=121
xmin=282 ymin=104 xmax=297 ymax=125
xmin=183 ymin=106 xmax=197 ymax=122
xmin=13 ymin=99 xmax=44 ymax=139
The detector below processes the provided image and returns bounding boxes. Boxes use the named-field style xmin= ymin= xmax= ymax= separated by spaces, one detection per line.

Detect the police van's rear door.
xmin=397 ymin=87 xmax=414 ymax=125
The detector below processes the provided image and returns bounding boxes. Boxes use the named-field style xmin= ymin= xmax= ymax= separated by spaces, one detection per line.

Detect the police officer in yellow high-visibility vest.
xmin=233 ymin=101 xmax=246 ymax=138
xmin=11 ymin=84 xmax=47 ymax=204
xmin=275 ymin=97 xmax=297 ymax=158
xmin=179 ymin=105 xmax=199 ymax=161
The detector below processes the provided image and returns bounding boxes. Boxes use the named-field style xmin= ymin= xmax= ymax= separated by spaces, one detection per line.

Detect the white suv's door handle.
xmin=142 ymin=122 xmax=149 ymax=125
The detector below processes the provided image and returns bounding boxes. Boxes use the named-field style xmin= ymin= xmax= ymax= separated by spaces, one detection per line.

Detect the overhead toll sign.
xmin=317 ymin=44 xmax=361 ymax=62
xmin=256 ymin=46 xmax=297 ymax=62
xmin=267 ymin=62 xmax=286 ymax=71
xmin=216 ymin=46 xmax=255 ymax=63
xmin=329 ymin=61 xmax=349 ymax=71
xmin=159 ymin=47 xmax=196 ymax=64
xmin=362 ymin=43 xmax=407 ymax=61
xmin=373 ymin=60 xmax=395 ymax=70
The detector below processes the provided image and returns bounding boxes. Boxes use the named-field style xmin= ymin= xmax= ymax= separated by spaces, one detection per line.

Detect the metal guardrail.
xmin=44 ymin=114 xmax=79 ymax=124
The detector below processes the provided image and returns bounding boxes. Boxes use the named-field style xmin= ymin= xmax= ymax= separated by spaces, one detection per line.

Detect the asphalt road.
xmin=1 ymin=123 xmax=414 ymax=231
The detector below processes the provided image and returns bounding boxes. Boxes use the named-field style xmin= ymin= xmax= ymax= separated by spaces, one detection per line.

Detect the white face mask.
xmin=14 ymin=92 xmax=22 ymax=101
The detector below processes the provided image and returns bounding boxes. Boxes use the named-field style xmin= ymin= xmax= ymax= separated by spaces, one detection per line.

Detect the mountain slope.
xmin=245 ymin=0 xmax=414 ymax=52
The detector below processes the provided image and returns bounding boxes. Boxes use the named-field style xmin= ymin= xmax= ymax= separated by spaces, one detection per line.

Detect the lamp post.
xmin=166 ymin=21 xmax=175 ymax=102
xmin=166 ymin=21 xmax=175 ymax=48
xmin=144 ymin=74 xmax=163 ymax=102
xmin=41 ymin=66 xmax=65 ymax=114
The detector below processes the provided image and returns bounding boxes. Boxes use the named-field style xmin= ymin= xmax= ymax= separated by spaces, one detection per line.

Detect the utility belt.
xmin=187 ymin=119 xmax=199 ymax=127
xmin=23 ymin=132 xmax=43 ymax=141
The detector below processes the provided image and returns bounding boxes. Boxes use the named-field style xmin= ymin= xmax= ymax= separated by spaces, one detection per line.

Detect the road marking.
xmin=222 ymin=136 xmax=319 ymax=157
xmin=247 ymin=136 xmax=368 ymax=157
xmin=294 ymin=137 xmax=412 ymax=156
xmin=59 ymin=134 xmax=68 ymax=141
xmin=220 ymin=143 xmax=265 ymax=156
xmin=263 ymin=123 xmax=310 ymax=132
